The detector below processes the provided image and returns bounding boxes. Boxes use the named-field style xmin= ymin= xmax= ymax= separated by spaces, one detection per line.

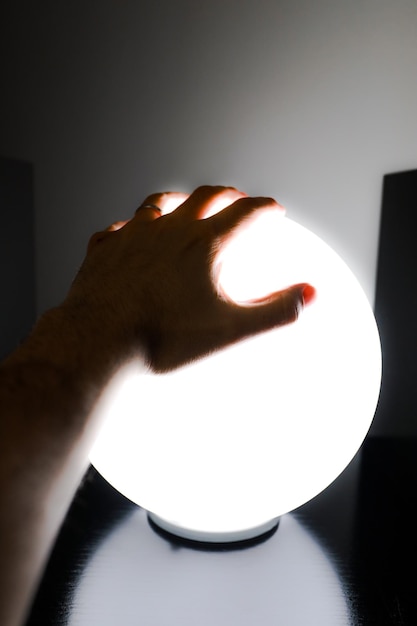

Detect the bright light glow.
xmin=90 ymin=213 xmax=381 ymax=536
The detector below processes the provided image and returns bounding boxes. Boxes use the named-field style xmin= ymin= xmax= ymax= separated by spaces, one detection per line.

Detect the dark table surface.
xmin=26 ymin=437 xmax=417 ymax=626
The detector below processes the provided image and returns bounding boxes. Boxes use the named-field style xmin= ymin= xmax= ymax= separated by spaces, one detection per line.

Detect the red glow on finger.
xmin=302 ymin=284 xmax=316 ymax=305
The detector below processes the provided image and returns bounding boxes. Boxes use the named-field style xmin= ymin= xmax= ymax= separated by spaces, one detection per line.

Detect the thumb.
xmin=232 ymin=283 xmax=316 ymax=339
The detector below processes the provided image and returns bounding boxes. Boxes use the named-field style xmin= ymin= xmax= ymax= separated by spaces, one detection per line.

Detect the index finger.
xmin=174 ymin=186 xmax=247 ymax=220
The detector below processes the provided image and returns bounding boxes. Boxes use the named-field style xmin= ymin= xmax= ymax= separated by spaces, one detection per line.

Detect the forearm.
xmin=0 ymin=304 xmax=136 ymax=626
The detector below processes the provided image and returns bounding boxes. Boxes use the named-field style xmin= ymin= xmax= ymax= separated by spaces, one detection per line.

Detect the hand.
xmin=66 ymin=185 xmax=315 ymax=372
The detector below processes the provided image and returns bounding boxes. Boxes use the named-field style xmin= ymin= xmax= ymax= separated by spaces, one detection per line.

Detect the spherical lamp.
xmin=89 ymin=210 xmax=381 ymax=543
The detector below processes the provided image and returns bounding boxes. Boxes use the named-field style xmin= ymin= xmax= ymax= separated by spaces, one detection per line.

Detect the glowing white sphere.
xmin=90 ymin=212 xmax=381 ymax=538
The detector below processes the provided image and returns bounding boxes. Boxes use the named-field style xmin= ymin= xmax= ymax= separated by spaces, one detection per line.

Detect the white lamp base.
xmin=147 ymin=512 xmax=280 ymax=544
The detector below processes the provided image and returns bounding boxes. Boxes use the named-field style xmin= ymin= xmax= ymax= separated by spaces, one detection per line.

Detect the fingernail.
xmin=302 ymin=284 xmax=316 ymax=305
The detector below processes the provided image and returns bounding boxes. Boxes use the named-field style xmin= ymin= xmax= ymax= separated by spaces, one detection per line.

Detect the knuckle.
xmin=87 ymin=229 xmax=113 ymax=253
xmin=87 ymin=231 xmax=103 ymax=248
xmin=143 ymin=192 xmax=165 ymax=205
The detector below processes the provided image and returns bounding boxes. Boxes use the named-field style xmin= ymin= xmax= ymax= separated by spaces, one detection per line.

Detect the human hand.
xmin=66 ymin=185 xmax=315 ymax=372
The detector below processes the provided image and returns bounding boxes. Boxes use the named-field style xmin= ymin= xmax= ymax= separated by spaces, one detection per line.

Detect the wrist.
xmin=4 ymin=305 xmax=119 ymax=380
xmin=0 ymin=302 xmax=146 ymax=454
xmin=1 ymin=302 xmax=143 ymax=420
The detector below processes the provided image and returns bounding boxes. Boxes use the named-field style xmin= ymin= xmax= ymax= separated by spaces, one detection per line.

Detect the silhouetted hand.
xmin=66 ymin=185 xmax=315 ymax=372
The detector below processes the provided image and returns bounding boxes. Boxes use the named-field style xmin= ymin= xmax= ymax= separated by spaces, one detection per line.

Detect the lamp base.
xmin=147 ymin=512 xmax=280 ymax=546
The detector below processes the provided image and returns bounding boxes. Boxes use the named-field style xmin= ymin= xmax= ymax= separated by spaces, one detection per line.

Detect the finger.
xmin=174 ymin=185 xmax=247 ymax=220
xmin=208 ymin=195 xmax=284 ymax=242
xmin=230 ymin=283 xmax=316 ymax=338
xmin=107 ymin=220 xmax=129 ymax=232
xmin=135 ymin=191 xmax=189 ymax=222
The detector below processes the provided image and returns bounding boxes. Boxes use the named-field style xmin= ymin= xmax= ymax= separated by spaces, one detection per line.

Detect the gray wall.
xmin=1 ymin=0 xmax=417 ymax=435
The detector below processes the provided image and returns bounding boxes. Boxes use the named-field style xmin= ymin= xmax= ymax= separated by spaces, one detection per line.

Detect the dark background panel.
xmin=0 ymin=157 xmax=36 ymax=359
xmin=372 ymin=169 xmax=417 ymax=436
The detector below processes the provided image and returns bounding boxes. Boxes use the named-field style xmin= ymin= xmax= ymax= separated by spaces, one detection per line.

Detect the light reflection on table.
xmin=67 ymin=510 xmax=352 ymax=626
xmin=26 ymin=440 xmax=417 ymax=625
